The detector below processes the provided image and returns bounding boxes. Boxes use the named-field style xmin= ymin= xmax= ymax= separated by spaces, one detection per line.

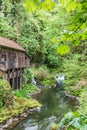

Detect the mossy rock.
xmin=14 ymin=96 xmax=42 ymax=109
xmin=51 ymin=124 xmax=58 ymax=130
xmin=0 ymin=96 xmax=42 ymax=124
xmin=0 ymin=79 xmax=14 ymax=108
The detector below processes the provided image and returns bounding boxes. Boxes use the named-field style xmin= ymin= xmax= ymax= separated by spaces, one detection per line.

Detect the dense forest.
xmin=0 ymin=0 xmax=87 ymax=130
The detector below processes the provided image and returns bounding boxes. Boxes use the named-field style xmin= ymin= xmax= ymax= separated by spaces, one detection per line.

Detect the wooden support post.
xmin=14 ymin=77 xmax=17 ymax=89
xmin=20 ymin=76 xmax=22 ymax=89
xmin=9 ymin=78 xmax=12 ymax=88
xmin=12 ymin=78 xmax=14 ymax=89
xmin=18 ymin=77 xmax=20 ymax=89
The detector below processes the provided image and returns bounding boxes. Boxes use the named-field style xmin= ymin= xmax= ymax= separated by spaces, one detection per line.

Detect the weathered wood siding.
xmin=0 ymin=48 xmax=30 ymax=70
xmin=0 ymin=49 xmax=7 ymax=71
xmin=8 ymin=50 xmax=17 ymax=69
xmin=18 ymin=52 xmax=30 ymax=68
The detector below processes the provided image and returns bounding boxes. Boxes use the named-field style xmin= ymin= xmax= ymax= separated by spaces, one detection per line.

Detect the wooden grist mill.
xmin=0 ymin=36 xmax=30 ymax=89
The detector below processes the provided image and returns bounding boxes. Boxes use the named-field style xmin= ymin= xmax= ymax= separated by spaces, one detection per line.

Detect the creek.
xmin=11 ymin=87 xmax=77 ymax=130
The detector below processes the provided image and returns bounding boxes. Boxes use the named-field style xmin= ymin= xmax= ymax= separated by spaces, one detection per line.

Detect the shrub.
xmin=61 ymin=54 xmax=87 ymax=90
xmin=59 ymin=111 xmax=87 ymax=130
xmin=23 ymin=68 xmax=33 ymax=84
xmin=34 ymin=65 xmax=50 ymax=80
xmin=79 ymin=91 xmax=87 ymax=115
xmin=13 ymin=83 xmax=40 ymax=99
xmin=0 ymin=79 xmax=14 ymax=108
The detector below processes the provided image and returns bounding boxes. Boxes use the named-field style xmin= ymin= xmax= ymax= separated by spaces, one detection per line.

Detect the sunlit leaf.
xmin=51 ymin=36 xmax=59 ymax=43
xmin=23 ymin=0 xmax=37 ymax=12
xmin=41 ymin=0 xmax=55 ymax=11
xmin=57 ymin=44 xmax=70 ymax=55
xmin=80 ymin=23 xmax=87 ymax=30
xmin=23 ymin=0 xmax=55 ymax=12
xmin=69 ymin=117 xmax=81 ymax=128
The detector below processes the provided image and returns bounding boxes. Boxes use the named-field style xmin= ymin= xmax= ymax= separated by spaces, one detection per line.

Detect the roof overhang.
xmin=0 ymin=36 xmax=25 ymax=52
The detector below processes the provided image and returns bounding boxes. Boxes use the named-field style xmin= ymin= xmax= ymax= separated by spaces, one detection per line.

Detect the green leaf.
xmin=80 ymin=125 xmax=87 ymax=130
xmin=23 ymin=0 xmax=55 ymax=12
xmin=64 ymin=112 xmax=75 ymax=120
xmin=57 ymin=45 xmax=70 ymax=55
xmin=51 ymin=36 xmax=59 ymax=43
xmin=69 ymin=118 xmax=81 ymax=129
xmin=66 ymin=1 xmax=77 ymax=12
xmin=80 ymin=23 xmax=87 ymax=30
xmin=23 ymin=0 xmax=37 ymax=12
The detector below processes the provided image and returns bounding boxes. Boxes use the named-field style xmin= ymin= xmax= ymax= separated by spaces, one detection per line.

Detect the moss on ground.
xmin=0 ymin=96 xmax=42 ymax=125
xmin=0 ymin=79 xmax=14 ymax=108
xmin=0 ymin=79 xmax=42 ymax=126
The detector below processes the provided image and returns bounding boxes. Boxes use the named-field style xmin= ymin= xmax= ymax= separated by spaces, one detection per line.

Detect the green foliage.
xmin=0 ymin=12 xmax=19 ymax=40
xmin=0 ymin=80 xmax=41 ymax=124
xmin=25 ymin=83 xmax=40 ymax=93
xmin=30 ymin=65 xmax=56 ymax=86
xmin=61 ymin=53 xmax=87 ymax=90
xmin=57 ymin=45 xmax=70 ymax=55
xmin=79 ymin=91 xmax=87 ymax=115
xmin=56 ymin=0 xmax=87 ymax=54
xmin=34 ymin=65 xmax=50 ymax=79
xmin=19 ymin=6 xmax=67 ymax=67
xmin=23 ymin=0 xmax=56 ymax=12
xmin=62 ymin=54 xmax=82 ymax=87
xmin=1 ymin=0 xmax=87 ymax=60
xmin=0 ymin=96 xmax=42 ymax=124
xmin=23 ymin=68 xmax=33 ymax=83
xmin=45 ymin=42 xmax=60 ymax=67
xmin=20 ymin=11 xmax=47 ymax=63
xmin=0 ymin=1 xmax=69 ymax=66
xmin=32 ymin=65 xmax=50 ymax=84
xmin=13 ymin=83 xmax=39 ymax=98
xmin=13 ymin=89 xmax=31 ymax=99
xmin=0 ymin=79 xmax=14 ymax=108
xmin=59 ymin=111 xmax=87 ymax=130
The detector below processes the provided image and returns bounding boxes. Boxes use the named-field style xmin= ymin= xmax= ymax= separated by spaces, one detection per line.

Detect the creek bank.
xmin=0 ymin=95 xmax=42 ymax=130
xmin=64 ymin=91 xmax=80 ymax=106
xmin=0 ymin=107 xmax=42 ymax=130
xmin=31 ymin=84 xmax=56 ymax=100
xmin=0 ymin=84 xmax=54 ymax=130
xmin=0 ymin=84 xmax=79 ymax=130
xmin=5 ymin=86 xmax=55 ymax=130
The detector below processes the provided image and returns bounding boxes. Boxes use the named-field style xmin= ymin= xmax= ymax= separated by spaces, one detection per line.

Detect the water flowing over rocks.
xmin=55 ymin=73 xmax=65 ymax=87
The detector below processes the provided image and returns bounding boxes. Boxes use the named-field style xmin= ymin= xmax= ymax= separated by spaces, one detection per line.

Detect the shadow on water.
xmin=11 ymin=87 xmax=77 ymax=130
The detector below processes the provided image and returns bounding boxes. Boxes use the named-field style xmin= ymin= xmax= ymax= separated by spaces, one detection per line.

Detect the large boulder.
xmin=0 ymin=79 xmax=14 ymax=107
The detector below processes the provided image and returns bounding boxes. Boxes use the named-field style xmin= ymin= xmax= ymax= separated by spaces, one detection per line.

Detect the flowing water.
xmin=12 ymin=87 xmax=77 ymax=130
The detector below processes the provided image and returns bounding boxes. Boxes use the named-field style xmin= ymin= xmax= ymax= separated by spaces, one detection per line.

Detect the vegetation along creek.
xmin=11 ymin=87 xmax=78 ymax=130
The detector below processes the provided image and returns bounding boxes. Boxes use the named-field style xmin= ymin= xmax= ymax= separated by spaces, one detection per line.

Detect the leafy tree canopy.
xmin=55 ymin=0 xmax=87 ymax=54
xmin=23 ymin=0 xmax=56 ymax=12
xmin=23 ymin=0 xmax=87 ymax=55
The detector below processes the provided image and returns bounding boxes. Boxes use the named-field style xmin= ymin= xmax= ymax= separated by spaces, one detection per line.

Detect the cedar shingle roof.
xmin=0 ymin=36 xmax=25 ymax=51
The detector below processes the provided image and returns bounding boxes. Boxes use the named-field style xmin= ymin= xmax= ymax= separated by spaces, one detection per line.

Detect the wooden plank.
xmin=0 ymin=70 xmax=4 ymax=78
